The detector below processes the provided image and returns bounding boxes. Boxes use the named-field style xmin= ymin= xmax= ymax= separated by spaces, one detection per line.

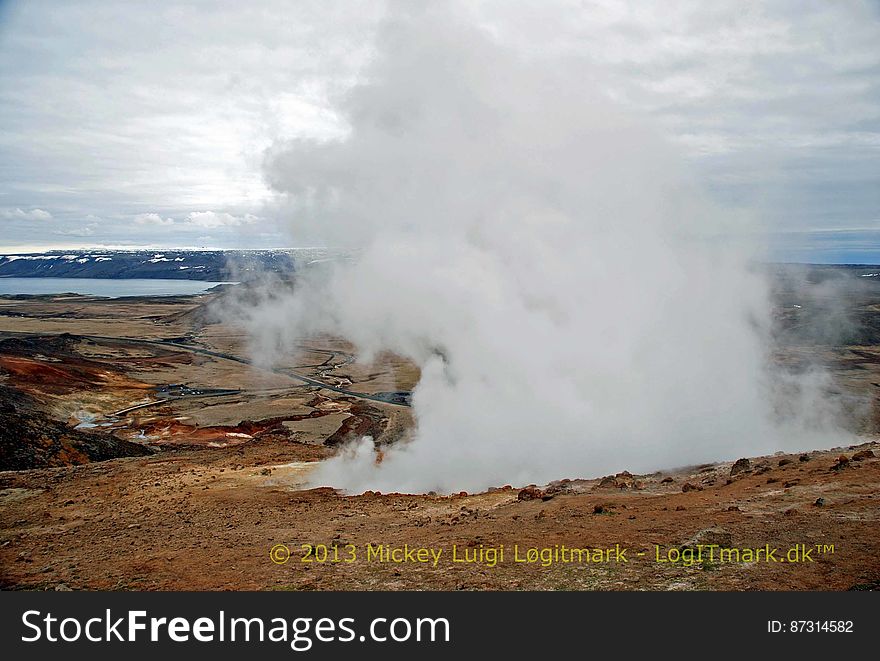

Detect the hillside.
xmin=0 ymin=250 xmax=297 ymax=281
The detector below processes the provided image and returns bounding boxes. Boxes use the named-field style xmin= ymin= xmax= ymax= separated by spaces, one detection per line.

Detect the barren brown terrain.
xmin=1 ymin=276 xmax=880 ymax=591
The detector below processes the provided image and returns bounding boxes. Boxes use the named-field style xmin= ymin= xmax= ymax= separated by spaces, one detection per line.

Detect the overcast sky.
xmin=0 ymin=0 xmax=878 ymax=261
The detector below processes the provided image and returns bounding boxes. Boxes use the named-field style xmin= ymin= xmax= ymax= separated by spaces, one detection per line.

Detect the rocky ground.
xmin=1 ymin=438 xmax=878 ymax=590
xmin=1 ymin=272 xmax=880 ymax=591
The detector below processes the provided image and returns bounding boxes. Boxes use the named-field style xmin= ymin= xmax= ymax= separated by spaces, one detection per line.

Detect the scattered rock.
xmin=783 ymin=508 xmax=799 ymax=517
xmin=660 ymin=477 xmax=674 ymax=484
xmin=593 ymin=504 xmax=605 ymax=514
xmin=517 ymin=486 xmax=546 ymax=501
xmin=54 ymin=583 xmax=72 ymax=591
xmin=596 ymin=471 xmax=644 ymax=490
xmin=681 ymin=482 xmax=703 ymax=493
xmin=675 ymin=505 xmax=686 ymax=511
xmin=260 ymin=468 xmax=272 ymax=476
xmin=597 ymin=475 xmax=616 ymax=488
xmin=783 ymin=480 xmax=799 ymax=488
xmin=830 ymin=456 xmax=850 ymax=471
xmin=852 ymin=449 xmax=875 ymax=461
xmin=778 ymin=458 xmax=793 ymax=466
xmin=813 ymin=497 xmax=825 ymax=507
xmin=730 ymin=458 xmax=751 ymax=477
xmin=543 ymin=481 xmax=574 ymax=498
xmin=766 ymin=477 xmax=779 ymax=484
xmin=726 ymin=505 xmax=740 ymax=512
xmin=799 ymin=454 xmax=811 ymax=462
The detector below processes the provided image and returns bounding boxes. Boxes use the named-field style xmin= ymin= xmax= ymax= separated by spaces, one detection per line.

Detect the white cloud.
xmin=133 ymin=212 xmax=175 ymax=226
xmin=185 ymin=210 xmax=257 ymax=228
xmin=0 ymin=1 xmax=877 ymax=255
xmin=53 ymin=224 xmax=95 ymax=237
xmin=0 ymin=207 xmax=52 ymax=221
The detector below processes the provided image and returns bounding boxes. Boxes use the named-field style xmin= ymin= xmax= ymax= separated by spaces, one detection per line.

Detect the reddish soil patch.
xmin=138 ymin=412 xmax=334 ymax=447
xmin=0 ymin=355 xmax=149 ymax=392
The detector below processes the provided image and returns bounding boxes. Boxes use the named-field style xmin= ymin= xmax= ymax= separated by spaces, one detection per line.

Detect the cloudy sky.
xmin=0 ymin=0 xmax=878 ymax=261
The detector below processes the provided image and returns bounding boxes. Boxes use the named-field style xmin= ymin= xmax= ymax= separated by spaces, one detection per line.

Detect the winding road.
xmin=3 ymin=331 xmax=411 ymax=407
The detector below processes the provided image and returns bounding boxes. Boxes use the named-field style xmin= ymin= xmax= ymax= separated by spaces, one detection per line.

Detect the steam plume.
xmin=254 ymin=4 xmax=844 ymax=493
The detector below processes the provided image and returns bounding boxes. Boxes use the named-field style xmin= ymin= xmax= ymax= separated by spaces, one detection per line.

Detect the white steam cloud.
xmin=253 ymin=4 xmax=844 ymax=493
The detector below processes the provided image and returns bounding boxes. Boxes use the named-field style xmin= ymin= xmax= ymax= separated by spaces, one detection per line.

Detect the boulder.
xmin=596 ymin=470 xmax=644 ymax=490
xmin=730 ymin=458 xmax=751 ymax=477
xmin=517 ymin=486 xmax=546 ymax=501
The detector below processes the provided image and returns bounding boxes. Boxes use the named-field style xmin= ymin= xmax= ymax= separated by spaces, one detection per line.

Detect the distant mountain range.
xmin=4 ymin=250 xmax=879 ymax=284
xmin=0 ymin=249 xmax=341 ymax=280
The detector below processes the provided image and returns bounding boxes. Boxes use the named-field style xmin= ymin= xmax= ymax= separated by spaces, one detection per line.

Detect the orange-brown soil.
xmin=1 ymin=439 xmax=878 ymax=591
xmin=1 ymin=288 xmax=879 ymax=591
